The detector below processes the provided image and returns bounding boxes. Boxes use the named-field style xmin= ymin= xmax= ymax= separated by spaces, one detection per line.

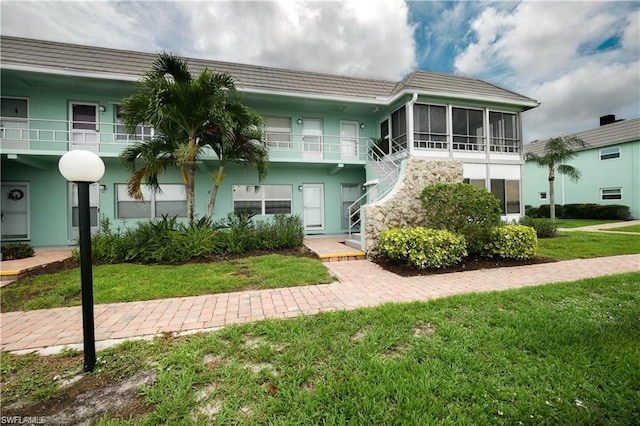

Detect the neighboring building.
xmin=0 ymin=36 xmax=538 ymax=249
xmin=523 ymin=116 xmax=640 ymax=219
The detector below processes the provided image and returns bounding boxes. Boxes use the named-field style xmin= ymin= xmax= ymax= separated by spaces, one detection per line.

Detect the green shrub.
xmin=534 ymin=203 xmax=631 ymax=220
xmin=254 ymin=214 xmax=304 ymax=250
xmin=536 ymin=204 xmax=564 ymax=219
xmin=524 ymin=205 xmax=540 ymax=218
xmin=420 ymin=183 xmax=502 ymax=255
xmin=379 ymin=227 xmax=467 ymax=269
xmin=1 ymin=242 xmax=35 ymax=260
xmin=519 ymin=216 xmax=558 ymax=238
xmin=224 ymin=210 xmax=257 ymax=254
xmin=484 ymin=225 xmax=537 ymax=260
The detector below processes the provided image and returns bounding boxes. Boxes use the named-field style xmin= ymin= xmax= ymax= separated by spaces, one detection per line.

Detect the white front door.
xmin=70 ymin=103 xmax=99 ymax=151
xmin=0 ymin=97 xmax=29 ymax=150
xmin=340 ymin=121 xmax=359 ymax=160
xmin=303 ymin=184 xmax=324 ymax=231
xmin=70 ymin=183 xmax=100 ymax=240
xmin=1 ymin=182 xmax=30 ymax=241
xmin=302 ymin=118 xmax=323 ymax=160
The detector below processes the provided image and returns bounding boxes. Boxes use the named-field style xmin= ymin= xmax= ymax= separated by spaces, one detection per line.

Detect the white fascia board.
xmin=388 ymin=89 xmax=540 ymax=110
xmin=1 ymin=63 xmax=139 ymax=82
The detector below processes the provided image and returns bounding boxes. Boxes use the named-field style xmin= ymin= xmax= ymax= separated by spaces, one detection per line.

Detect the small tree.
xmin=525 ymin=135 xmax=585 ymax=221
xmin=420 ymin=183 xmax=502 ymax=255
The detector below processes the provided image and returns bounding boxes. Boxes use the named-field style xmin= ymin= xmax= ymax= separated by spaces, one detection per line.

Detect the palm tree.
xmin=525 ymin=135 xmax=585 ymax=221
xmin=119 ymin=53 xmax=268 ymax=221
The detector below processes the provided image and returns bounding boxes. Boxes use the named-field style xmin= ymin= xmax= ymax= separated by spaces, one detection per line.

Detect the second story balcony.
xmin=0 ymin=117 xmax=371 ymax=164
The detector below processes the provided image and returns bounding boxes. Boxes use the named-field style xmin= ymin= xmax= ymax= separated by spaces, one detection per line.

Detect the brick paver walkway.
xmin=1 ymin=254 xmax=638 ymax=354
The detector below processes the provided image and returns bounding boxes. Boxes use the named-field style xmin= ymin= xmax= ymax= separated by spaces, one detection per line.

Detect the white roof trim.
xmin=1 ymin=63 xmax=139 ymax=82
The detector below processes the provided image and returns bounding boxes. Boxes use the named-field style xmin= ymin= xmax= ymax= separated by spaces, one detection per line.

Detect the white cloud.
xmin=454 ymin=1 xmax=640 ymax=141
xmin=187 ymin=0 xmax=416 ymax=79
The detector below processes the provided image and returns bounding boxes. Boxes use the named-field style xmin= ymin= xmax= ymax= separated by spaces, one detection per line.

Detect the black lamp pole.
xmin=77 ymin=181 xmax=96 ymax=372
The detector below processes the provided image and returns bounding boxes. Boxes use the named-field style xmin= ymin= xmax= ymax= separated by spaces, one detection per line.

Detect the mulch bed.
xmin=374 ymin=255 xmax=557 ymax=277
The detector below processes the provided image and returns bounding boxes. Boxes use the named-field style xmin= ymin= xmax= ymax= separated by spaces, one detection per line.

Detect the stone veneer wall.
xmin=364 ymin=159 xmax=463 ymax=256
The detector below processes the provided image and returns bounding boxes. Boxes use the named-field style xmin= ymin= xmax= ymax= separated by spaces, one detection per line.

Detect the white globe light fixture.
xmin=58 ymin=150 xmax=105 ymax=183
xmin=58 ymin=149 xmax=105 ymax=373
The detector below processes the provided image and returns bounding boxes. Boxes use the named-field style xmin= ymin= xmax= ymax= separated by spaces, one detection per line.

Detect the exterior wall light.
xmin=99 ymin=105 xmax=106 ymax=113
xmin=360 ymin=123 xmax=365 ymax=129
xmin=58 ymin=150 xmax=105 ymax=373
xmin=297 ymin=118 xmax=302 ymax=125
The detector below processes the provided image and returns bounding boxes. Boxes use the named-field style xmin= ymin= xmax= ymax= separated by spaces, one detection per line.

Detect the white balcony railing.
xmin=0 ymin=117 xmax=370 ymax=163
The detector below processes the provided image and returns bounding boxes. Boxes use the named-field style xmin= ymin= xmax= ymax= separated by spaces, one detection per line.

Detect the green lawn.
xmin=604 ymin=224 xmax=640 ymax=233
xmin=2 ymin=273 xmax=639 ymax=424
xmin=554 ymin=219 xmax=622 ymax=228
xmin=537 ymin=231 xmax=640 ymax=259
xmin=0 ymin=255 xmax=334 ymax=312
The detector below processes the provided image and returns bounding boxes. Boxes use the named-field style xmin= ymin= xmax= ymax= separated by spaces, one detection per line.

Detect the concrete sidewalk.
xmin=1 ymin=254 xmax=638 ymax=354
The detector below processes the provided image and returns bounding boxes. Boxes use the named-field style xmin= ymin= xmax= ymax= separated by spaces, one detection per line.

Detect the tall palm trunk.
xmin=186 ymin=136 xmax=197 ymax=222
xmin=206 ymin=164 xmax=225 ymax=219
xmin=548 ymin=163 xmax=556 ymax=222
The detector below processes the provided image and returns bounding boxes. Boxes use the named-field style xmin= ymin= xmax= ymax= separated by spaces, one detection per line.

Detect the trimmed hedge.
xmin=379 ymin=227 xmax=467 ymax=269
xmin=519 ymin=216 xmax=558 ymax=238
xmin=484 ymin=225 xmax=538 ymax=260
xmin=529 ymin=203 xmax=631 ymax=220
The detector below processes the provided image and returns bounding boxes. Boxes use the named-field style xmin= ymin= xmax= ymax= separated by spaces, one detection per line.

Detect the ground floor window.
xmin=233 ymin=185 xmax=292 ymax=215
xmin=601 ymin=188 xmax=622 ymax=200
xmin=463 ymin=178 xmax=486 ymax=189
xmin=491 ymin=179 xmax=520 ymax=214
xmin=116 ymin=184 xmax=187 ymax=218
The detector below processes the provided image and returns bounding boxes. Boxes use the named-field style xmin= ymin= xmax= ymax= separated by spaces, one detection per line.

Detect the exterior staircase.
xmin=344 ymin=141 xmax=405 ymax=251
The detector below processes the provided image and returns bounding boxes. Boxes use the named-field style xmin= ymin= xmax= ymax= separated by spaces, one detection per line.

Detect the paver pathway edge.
xmin=1 ymin=254 xmax=638 ymax=354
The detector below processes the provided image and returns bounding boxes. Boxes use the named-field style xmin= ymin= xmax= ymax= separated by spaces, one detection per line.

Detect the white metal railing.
xmin=347 ymin=141 xmax=403 ymax=238
xmin=0 ymin=117 xmax=370 ymax=162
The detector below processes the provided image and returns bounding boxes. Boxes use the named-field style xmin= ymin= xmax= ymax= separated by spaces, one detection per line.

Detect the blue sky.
xmin=2 ymin=0 xmax=639 ymax=141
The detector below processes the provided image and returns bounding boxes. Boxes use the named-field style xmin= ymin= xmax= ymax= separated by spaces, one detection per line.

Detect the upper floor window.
xmin=114 ymin=105 xmax=152 ymax=142
xmin=413 ymin=104 xmax=447 ymax=150
xmin=452 ymin=107 xmax=484 ymax=151
xmin=116 ymin=183 xmax=187 ymax=219
xmin=600 ymin=146 xmax=620 ymax=160
xmin=264 ymin=116 xmax=291 ymax=149
xmin=489 ymin=112 xmax=519 ymax=153
xmin=233 ymin=184 xmax=292 ymax=215
xmin=390 ymin=105 xmax=407 ymax=152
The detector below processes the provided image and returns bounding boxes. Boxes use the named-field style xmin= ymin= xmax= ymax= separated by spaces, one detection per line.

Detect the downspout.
xmin=407 ymin=92 xmax=418 ymax=157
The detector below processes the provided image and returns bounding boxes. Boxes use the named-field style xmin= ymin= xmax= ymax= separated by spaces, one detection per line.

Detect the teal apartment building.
xmin=1 ymin=36 xmax=539 ymax=248
xmin=523 ymin=116 xmax=640 ymax=219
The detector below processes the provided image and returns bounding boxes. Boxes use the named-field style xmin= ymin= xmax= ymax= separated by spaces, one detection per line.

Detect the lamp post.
xmin=58 ymin=150 xmax=105 ymax=372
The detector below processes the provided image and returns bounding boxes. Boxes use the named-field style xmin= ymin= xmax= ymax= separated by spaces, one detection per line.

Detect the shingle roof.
xmin=0 ymin=36 xmax=538 ymax=107
xmin=524 ymin=117 xmax=640 ymax=156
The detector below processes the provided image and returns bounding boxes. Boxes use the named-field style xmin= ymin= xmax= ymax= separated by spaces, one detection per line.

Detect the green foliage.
xmin=224 ymin=211 xmax=305 ymax=253
xmin=419 ymin=183 xmax=502 ymax=254
xmin=484 ymin=225 xmax=538 ymax=260
xmin=519 ymin=216 xmax=558 ymax=238
xmin=224 ymin=210 xmax=256 ymax=254
xmin=532 ymin=203 xmax=631 ymax=220
xmin=379 ymin=227 xmax=467 ymax=269
xmin=1 ymin=242 xmax=35 ymax=260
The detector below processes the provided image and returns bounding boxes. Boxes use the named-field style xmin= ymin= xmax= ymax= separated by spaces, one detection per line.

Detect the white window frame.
xmin=413 ymin=103 xmax=448 ymax=150
xmin=264 ymin=116 xmax=292 ymax=149
xmin=599 ymin=146 xmax=620 ymax=161
xmin=113 ymin=104 xmax=153 ymax=142
xmin=601 ymin=187 xmax=622 ymax=200
xmin=490 ymin=179 xmax=521 ymax=215
xmin=116 ymin=183 xmax=187 ymax=219
xmin=232 ymin=184 xmax=293 ymax=215
xmin=452 ymin=106 xmax=485 ymax=151
xmin=488 ymin=110 xmax=520 ymax=153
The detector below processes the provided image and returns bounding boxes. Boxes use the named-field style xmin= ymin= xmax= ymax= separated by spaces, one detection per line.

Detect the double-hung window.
xmin=489 ymin=112 xmax=519 ymax=153
xmin=264 ymin=117 xmax=292 ymax=149
xmin=452 ymin=107 xmax=484 ymax=151
xmin=114 ymin=105 xmax=152 ymax=142
xmin=233 ymin=185 xmax=292 ymax=215
xmin=601 ymin=188 xmax=622 ymax=200
xmin=116 ymin=184 xmax=187 ymax=218
xmin=600 ymin=147 xmax=620 ymax=160
xmin=413 ymin=104 xmax=447 ymax=149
